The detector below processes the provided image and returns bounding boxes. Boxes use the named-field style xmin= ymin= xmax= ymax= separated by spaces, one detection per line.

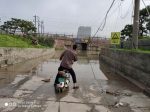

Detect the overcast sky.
xmin=0 ymin=0 xmax=150 ymax=38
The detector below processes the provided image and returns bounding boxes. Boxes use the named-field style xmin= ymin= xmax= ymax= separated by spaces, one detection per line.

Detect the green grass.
xmin=0 ymin=33 xmax=52 ymax=48
xmin=108 ymin=48 xmax=150 ymax=54
xmin=55 ymin=48 xmax=64 ymax=50
xmin=138 ymin=36 xmax=150 ymax=40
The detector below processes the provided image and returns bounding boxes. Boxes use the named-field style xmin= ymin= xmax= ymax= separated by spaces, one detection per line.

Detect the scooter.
xmin=56 ymin=70 xmax=70 ymax=93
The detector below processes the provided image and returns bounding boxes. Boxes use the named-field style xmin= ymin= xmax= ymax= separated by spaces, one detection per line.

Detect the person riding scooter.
xmin=54 ymin=44 xmax=79 ymax=89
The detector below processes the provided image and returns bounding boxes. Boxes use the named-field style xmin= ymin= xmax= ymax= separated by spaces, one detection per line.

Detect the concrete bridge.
xmin=51 ymin=37 xmax=110 ymax=50
xmin=15 ymin=32 xmax=110 ymax=50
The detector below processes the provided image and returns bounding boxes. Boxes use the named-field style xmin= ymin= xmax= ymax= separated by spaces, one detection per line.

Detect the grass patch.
xmin=126 ymin=36 xmax=150 ymax=41
xmin=55 ymin=48 xmax=64 ymax=50
xmin=138 ymin=36 xmax=150 ymax=40
xmin=108 ymin=47 xmax=150 ymax=54
xmin=0 ymin=34 xmax=52 ymax=48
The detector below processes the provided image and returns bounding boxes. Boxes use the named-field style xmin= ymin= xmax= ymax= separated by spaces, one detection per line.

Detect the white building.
xmin=77 ymin=26 xmax=91 ymax=38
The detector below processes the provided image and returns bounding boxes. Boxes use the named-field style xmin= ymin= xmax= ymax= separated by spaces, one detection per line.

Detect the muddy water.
xmin=0 ymin=50 xmax=100 ymax=88
xmin=0 ymin=52 xmax=55 ymax=88
xmin=1 ymin=50 xmax=150 ymax=112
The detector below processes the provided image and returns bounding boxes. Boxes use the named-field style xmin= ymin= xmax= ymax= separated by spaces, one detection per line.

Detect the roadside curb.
xmin=110 ymin=68 xmax=150 ymax=97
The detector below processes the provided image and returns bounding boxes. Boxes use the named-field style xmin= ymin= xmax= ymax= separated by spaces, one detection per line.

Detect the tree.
xmin=121 ymin=24 xmax=133 ymax=40
xmin=121 ymin=6 xmax=150 ymax=39
xmin=0 ymin=18 xmax=36 ymax=36
xmin=146 ymin=19 xmax=150 ymax=31
xmin=139 ymin=7 xmax=149 ymax=36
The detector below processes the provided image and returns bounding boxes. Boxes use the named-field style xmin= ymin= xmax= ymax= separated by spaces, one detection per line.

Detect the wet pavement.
xmin=0 ymin=50 xmax=150 ymax=112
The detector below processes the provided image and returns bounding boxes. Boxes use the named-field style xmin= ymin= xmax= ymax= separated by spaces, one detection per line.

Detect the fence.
xmin=110 ymin=40 xmax=150 ymax=50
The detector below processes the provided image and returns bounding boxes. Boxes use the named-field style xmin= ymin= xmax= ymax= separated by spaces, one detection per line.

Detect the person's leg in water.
xmin=68 ymin=68 xmax=79 ymax=89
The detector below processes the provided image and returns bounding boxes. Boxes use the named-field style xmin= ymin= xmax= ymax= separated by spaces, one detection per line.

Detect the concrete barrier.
xmin=0 ymin=47 xmax=55 ymax=65
xmin=100 ymin=48 xmax=150 ymax=87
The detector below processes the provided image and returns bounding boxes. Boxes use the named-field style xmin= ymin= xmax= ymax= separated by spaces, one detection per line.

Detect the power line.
xmin=92 ymin=0 xmax=116 ymax=38
xmin=107 ymin=0 xmax=125 ymax=18
xmin=91 ymin=0 xmax=126 ymax=31
xmin=142 ymin=0 xmax=150 ymax=17
xmin=90 ymin=0 xmax=118 ymax=27
xmin=118 ymin=0 xmax=133 ymax=19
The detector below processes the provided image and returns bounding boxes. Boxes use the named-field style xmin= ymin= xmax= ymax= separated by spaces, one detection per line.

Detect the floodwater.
xmin=0 ymin=50 xmax=101 ymax=88
xmin=0 ymin=50 xmax=150 ymax=112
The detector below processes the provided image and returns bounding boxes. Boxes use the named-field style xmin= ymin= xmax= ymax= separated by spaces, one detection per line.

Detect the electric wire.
xmin=0 ymin=1 xmax=133 ymax=38
xmin=92 ymin=0 xmax=126 ymax=38
xmin=142 ymin=0 xmax=150 ymax=17
xmin=94 ymin=0 xmax=133 ymax=38
xmin=118 ymin=0 xmax=133 ymax=19
xmin=90 ymin=0 xmax=118 ymax=27
xmin=92 ymin=0 xmax=116 ymax=38
xmin=107 ymin=0 xmax=124 ymax=18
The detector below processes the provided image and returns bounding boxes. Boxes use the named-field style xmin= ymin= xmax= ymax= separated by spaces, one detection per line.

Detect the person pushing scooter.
xmin=54 ymin=44 xmax=79 ymax=89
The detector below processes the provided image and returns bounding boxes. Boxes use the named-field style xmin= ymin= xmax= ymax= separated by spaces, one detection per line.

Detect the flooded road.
xmin=0 ymin=50 xmax=150 ymax=112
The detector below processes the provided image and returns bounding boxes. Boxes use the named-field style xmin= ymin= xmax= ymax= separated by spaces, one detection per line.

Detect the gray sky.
xmin=0 ymin=0 xmax=150 ymax=38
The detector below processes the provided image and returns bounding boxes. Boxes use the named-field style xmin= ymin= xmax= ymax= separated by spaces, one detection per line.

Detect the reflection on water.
xmin=0 ymin=50 xmax=100 ymax=88
xmin=0 ymin=53 xmax=55 ymax=88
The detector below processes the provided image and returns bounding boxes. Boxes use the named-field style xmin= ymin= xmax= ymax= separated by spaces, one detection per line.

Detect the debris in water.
xmin=0 ymin=77 xmax=7 ymax=80
xmin=41 ymin=79 xmax=50 ymax=82
xmin=114 ymin=102 xmax=119 ymax=108
xmin=0 ymin=95 xmax=9 ymax=98
xmin=114 ymin=102 xmax=124 ymax=108
xmin=106 ymin=90 xmax=120 ymax=96
xmin=119 ymin=102 xmax=123 ymax=106
xmin=123 ymin=93 xmax=132 ymax=96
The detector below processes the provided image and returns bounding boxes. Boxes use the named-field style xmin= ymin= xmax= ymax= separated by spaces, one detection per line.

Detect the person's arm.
xmin=74 ymin=53 xmax=78 ymax=62
xmin=60 ymin=50 xmax=66 ymax=60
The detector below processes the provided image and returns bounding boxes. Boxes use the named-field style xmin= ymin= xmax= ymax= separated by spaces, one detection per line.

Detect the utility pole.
xmin=41 ymin=20 xmax=44 ymax=36
xmin=132 ymin=0 xmax=140 ymax=49
xmin=33 ymin=15 xmax=36 ymax=28
xmin=33 ymin=15 xmax=40 ymax=34
xmin=43 ymin=24 xmax=44 ymax=36
xmin=38 ymin=19 xmax=40 ymax=36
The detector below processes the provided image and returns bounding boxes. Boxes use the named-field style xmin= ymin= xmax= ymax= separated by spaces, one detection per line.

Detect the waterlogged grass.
xmin=0 ymin=34 xmax=52 ymax=48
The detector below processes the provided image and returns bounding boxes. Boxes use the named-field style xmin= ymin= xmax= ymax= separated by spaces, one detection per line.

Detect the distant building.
xmin=77 ymin=26 xmax=91 ymax=38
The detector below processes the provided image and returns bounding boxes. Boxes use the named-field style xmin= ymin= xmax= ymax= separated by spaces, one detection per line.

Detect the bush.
xmin=38 ymin=37 xmax=55 ymax=47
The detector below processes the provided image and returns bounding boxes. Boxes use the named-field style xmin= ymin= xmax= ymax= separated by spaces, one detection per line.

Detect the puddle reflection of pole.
xmin=114 ymin=45 xmax=116 ymax=73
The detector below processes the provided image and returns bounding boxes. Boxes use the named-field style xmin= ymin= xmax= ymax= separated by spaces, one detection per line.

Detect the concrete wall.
xmin=0 ymin=47 xmax=55 ymax=65
xmin=54 ymin=39 xmax=73 ymax=49
xmin=100 ymin=48 xmax=150 ymax=86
